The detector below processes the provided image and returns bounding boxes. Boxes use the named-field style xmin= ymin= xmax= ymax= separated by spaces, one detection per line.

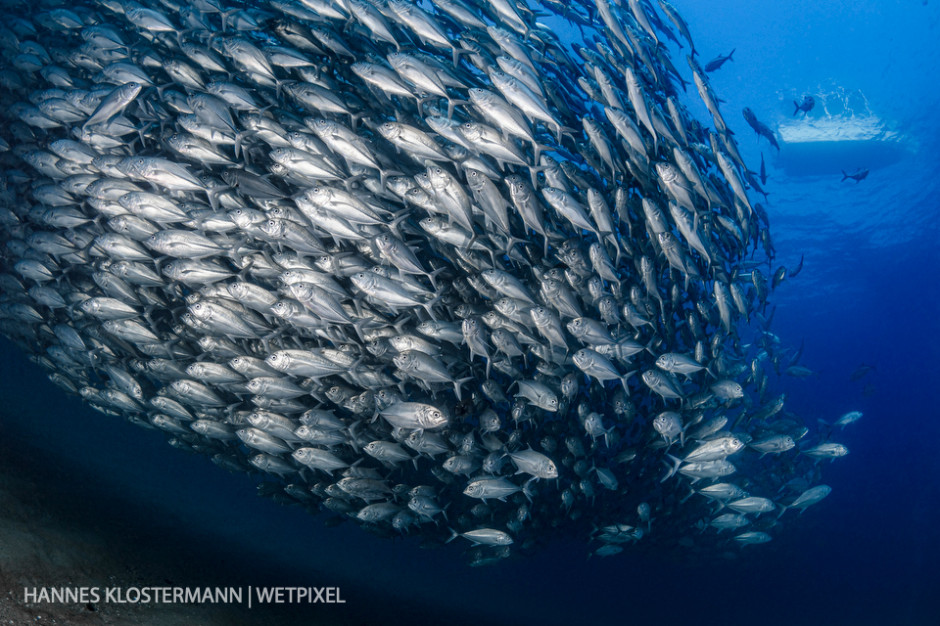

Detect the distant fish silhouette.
xmin=793 ymin=95 xmax=815 ymax=116
xmin=850 ymin=363 xmax=876 ymax=381
xmin=842 ymin=168 xmax=869 ymax=182
xmin=705 ymin=48 xmax=735 ymax=72
xmin=789 ymin=254 xmax=804 ymax=278
xmin=785 ymin=365 xmax=815 ymax=378
xmin=743 ymin=108 xmax=780 ymax=151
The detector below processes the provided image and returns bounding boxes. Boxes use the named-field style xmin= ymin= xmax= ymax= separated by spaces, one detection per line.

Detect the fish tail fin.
xmin=425 ymin=266 xmax=447 ymax=292
xmin=531 ymin=140 xmax=545 ymax=166
xmin=350 ymin=319 xmax=373 ymax=345
xmin=420 ymin=293 xmax=443 ymax=321
xmin=220 ymin=9 xmax=238 ymax=32
xmin=841 ymin=170 xmax=849 ymax=181
xmin=445 ymin=528 xmax=459 ymax=544
xmin=453 ymin=376 xmax=474 ymax=403
xmin=522 ymin=478 xmax=536 ymax=503
xmin=205 ymin=185 xmax=225 ymax=211
xmin=729 ymin=48 xmax=735 ymax=60
xmin=446 ymin=97 xmax=470 ymax=121
xmin=793 ymin=100 xmax=800 ymax=116
xmin=661 ymin=454 xmax=681 ymax=482
xmin=776 ymin=504 xmax=789 ymax=521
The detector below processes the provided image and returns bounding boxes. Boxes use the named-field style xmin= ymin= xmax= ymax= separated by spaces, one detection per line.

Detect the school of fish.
xmin=0 ymin=0 xmax=857 ymax=564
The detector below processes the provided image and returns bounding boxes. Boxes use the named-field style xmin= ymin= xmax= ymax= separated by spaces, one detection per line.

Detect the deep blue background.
xmin=1 ymin=1 xmax=939 ymax=624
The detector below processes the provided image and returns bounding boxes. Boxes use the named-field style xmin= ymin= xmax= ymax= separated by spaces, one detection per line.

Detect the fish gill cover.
xmin=0 ymin=0 xmax=856 ymax=564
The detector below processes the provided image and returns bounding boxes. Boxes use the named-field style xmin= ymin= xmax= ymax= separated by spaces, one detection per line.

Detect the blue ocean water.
xmin=1 ymin=1 xmax=938 ymax=624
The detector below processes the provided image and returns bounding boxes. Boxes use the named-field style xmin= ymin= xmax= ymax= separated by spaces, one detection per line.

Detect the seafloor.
xmin=0 ymin=434 xmax=327 ymax=626
xmin=0 ymin=421 xmax=454 ymax=626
